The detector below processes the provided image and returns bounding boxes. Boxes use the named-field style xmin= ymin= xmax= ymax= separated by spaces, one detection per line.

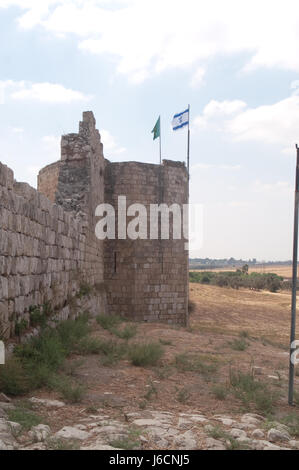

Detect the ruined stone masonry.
xmin=0 ymin=111 xmax=188 ymax=340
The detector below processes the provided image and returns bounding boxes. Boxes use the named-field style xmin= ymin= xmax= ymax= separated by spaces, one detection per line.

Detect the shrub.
xmin=8 ymin=405 xmax=44 ymax=431
xmin=29 ymin=306 xmax=46 ymax=327
xmin=229 ymin=338 xmax=248 ymax=351
xmin=0 ymin=357 xmax=30 ymax=396
xmin=85 ymin=406 xmax=98 ymax=414
xmin=62 ymin=359 xmax=85 ymax=376
xmin=215 ymin=275 xmax=229 ymax=287
xmin=15 ymin=319 xmax=28 ymax=337
xmin=143 ymin=380 xmax=158 ymax=401
xmin=110 ymin=325 xmax=137 ymax=340
xmin=96 ymin=314 xmax=123 ymax=330
xmin=208 ymin=426 xmax=250 ymax=450
xmin=154 ymin=364 xmax=174 ymax=379
xmin=280 ymin=414 xmax=299 ymax=437
xmin=75 ymin=337 xmax=105 ymax=355
xmin=46 ymin=438 xmax=80 ymax=450
xmin=239 ymin=330 xmax=250 ymax=339
xmin=59 ymin=382 xmax=85 ymax=403
xmin=43 ymin=301 xmax=52 ymax=317
xmin=16 ymin=329 xmax=66 ymax=371
xmin=201 ymin=274 xmax=211 ymax=284
xmin=176 ymin=386 xmax=191 ymax=403
xmin=98 ymin=340 xmax=128 ymax=365
xmin=129 ymin=342 xmax=164 ymax=367
xmin=267 ymin=276 xmax=281 ymax=293
xmin=212 ymin=384 xmax=228 ymax=400
xmin=77 ymin=283 xmax=92 ymax=298
xmin=175 ymin=353 xmax=218 ymax=376
xmin=56 ymin=314 xmax=90 ymax=352
xmin=0 ymin=314 xmax=91 ymax=397
xmin=189 ymin=271 xmax=215 ymax=284
xmin=159 ymin=339 xmax=173 ymax=346
xmin=110 ymin=428 xmax=141 ymax=450
xmin=47 ymin=374 xmax=85 ymax=403
xmin=229 ymin=276 xmax=241 ymax=289
xmin=189 ymin=270 xmax=283 ymax=292
xmin=230 ymin=369 xmax=278 ymax=415
xmin=248 ymin=275 xmax=266 ymax=291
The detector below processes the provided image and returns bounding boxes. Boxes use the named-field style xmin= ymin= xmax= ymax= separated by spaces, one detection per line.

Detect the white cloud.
xmin=291 ymin=80 xmax=299 ymax=96
xmin=193 ymin=99 xmax=246 ymax=129
xmin=100 ymin=129 xmax=126 ymax=156
xmin=0 ymin=80 xmax=91 ymax=103
xmin=193 ymin=95 xmax=299 ymax=151
xmin=253 ymin=179 xmax=292 ymax=194
xmin=12 ymin=82 xmax=90 ymax=103
xmin=1 ymin=0 xmax=299 ymax=82
xmin=11 ymin=127 xmax=24 ymax=134
xmin=227 ymin=97 xmax=299 ymax=145
xmin=190 ymin=67 xmax=205 ymax=88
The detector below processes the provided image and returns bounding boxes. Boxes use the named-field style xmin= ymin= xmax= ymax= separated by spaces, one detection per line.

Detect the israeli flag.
xmin=172 ymin=108 xmax=189 ymax=131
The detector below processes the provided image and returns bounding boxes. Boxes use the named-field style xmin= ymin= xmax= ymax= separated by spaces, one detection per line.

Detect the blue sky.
xmin=1 ymin=0 xmax=299 ymax=261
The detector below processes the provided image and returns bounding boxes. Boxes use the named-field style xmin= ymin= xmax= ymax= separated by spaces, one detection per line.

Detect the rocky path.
xmin=0 ymin=398 xmax=298 ymax=451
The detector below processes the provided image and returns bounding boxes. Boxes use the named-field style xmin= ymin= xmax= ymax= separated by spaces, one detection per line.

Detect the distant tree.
xmin=241 ymin=264 xmax=249 ymax=274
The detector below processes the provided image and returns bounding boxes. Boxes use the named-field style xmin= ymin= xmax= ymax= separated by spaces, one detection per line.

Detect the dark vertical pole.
xmin=159 ymin=136 xmax=162 ymax=165
xmin=186 ymin=105 xmax=190 ymax=327
xmin=114 ymin=252 xmax=117 ymax=273
xmin=159 ymin=116 xmax=162 ymax=164
xmin=187 ymin=104 xmax=190 ymax=179
xmin=288 ymin=144 xmax=299 ymax=405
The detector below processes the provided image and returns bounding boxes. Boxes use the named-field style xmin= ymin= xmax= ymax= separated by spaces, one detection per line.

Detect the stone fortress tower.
xmin=38 ymin=111 xmax=189 ymax=325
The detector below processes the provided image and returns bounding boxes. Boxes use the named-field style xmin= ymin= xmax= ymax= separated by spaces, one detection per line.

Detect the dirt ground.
xmin=28 ymin=282 xmax=299 ymax=436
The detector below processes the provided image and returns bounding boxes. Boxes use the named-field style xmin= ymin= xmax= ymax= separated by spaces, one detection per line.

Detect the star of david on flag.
xmin=172 ymin=108 xmax=189 ymax=131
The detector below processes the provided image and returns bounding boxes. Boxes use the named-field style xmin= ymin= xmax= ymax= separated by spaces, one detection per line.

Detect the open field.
xmin=191 ymin=264 xmax=293 ymax=278
xmin=248 ymin=265 xmax=293 ymax=278
xmin=1 ymin=283 xmax=298 ymax=450
xmin=190 ymin=283 xmax=293 ymax=344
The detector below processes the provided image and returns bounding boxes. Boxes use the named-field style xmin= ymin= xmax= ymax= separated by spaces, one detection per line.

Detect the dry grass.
xmin=4 ymin=282 xmax=298 ymax=439
xmin=192 ymin=263 xmax=293 ymax=278
xmin=189 ymin=282 xmax=292 ymax=345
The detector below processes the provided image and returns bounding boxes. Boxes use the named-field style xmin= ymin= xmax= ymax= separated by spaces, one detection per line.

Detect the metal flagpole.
xmin=159 ymin=116 xmax=162 ymax=164
xmin=187 ymin=104 xmax=190 ymax=178
xmin=186 ymin=105 xmax=190 ymax=327
xmin=288 ymin=143 xmax=299 ymax=405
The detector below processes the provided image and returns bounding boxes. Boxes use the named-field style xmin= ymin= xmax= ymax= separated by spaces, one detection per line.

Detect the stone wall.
xmin=39 ymin=111 xmax=106 ymax=294
xmin=0 ymin=113 xmax=107 ymax=340
xmin=37 ymin=161 xmax=60 ymax=203
xmin=104 ymin=160 xmax=189 ymax=325
xmin=0 ymin=110 xmax=189 ymax=340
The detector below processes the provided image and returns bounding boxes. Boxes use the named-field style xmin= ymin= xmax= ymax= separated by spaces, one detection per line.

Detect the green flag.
xmin=151 ymin=116 xmax=160 ymax=140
